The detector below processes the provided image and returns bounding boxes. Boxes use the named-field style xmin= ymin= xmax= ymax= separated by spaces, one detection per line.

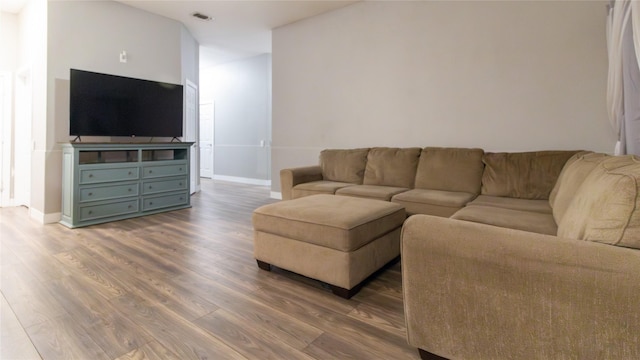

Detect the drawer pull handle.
xmin=149 ymin=170 xmax=153 ymax=174
xmin=149 ymin=202 xmax=153 ymax=205
xmin=128 ymin=205 xmax=132 ymax=209
xmin=88 ymin=174 xmax=93 ymax=178
xmin=88 ymin=210 xmax=93 ymax=215
xmin=179 ymin=168 xmax=183 ymax=171
xmin=88 ymin=192 xmax=93 ymax=196
xmin=179 ymin=182 xmax=182 ymax=186
xmin=149 ymin=186 xmax=153 ymax=189
xmin=128 ymin=171 xmax=132 ymax=175
xmin=180 ymin=197 xmax=184 ymax=201
xmin=128 ymin=188 xmax=132 ymax=192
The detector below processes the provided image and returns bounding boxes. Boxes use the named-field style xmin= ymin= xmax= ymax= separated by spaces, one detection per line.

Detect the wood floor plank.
xmin=178 ymin=271 xmax=323 ymax=350
xmin=91 ymin=229 xmax=189 ymax=278
xmin=0 ymin=180 xmax=418 ymax=359
xmin=195 ymin=308 xmax=316 ymax=360
xmin=347 ymin=291 xmax=408 ymax=336
xmin=61 ymin=229 xmax=176 ymax=283
xmin=74 ymin=230 xmax=221 ymax=322
xmin=0 ymin=262 xmax=68 ymax=328
xmin=25 ymin=314 xmax=110 ymax=360
xmin=109 ymin=266 xmax=220 ymax=321
xmin=252 ymin=284 xmax=419 ymax=359
xmin=113 ymin=341 xmax=181 ymax=360
xmin=265 ymin=266 xmax=360 ymax=315
xmin=0 ymin=221 xmax=72 ymax=283
xmin=111 ymin=294 xmax=246 ymax=360
xmin=45 ymin=275 xmax=153 ymax=358
xmin=53 ymin=248 xmax=128 ymax=300
xmin=0 ymin=292 xmax=42 ymax=360
xmin=303 ymin=332 xmax=386 ymax=359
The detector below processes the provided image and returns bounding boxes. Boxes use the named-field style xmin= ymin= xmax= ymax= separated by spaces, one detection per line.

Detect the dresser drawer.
xmin=142 ymin=192 xmax=189 ymax=211
xmin=79 ymin=199 xmax=139 ymax=222
xmin=79 ymin=182 xmax=139 ymax=203
xmin=80 ymin=166 xmax=139 ymax=184
xmin=142 ymin=163 xmax=187 ymax=178
xmin=142 ymin=177 xmax=188 ymax=195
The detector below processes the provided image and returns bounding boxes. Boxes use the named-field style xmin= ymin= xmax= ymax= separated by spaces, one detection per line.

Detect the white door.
xmin=0 ymin=72 xmax=11 ymax=206
xmin=14 ymin=68 xmax=32 ymax=207
xmin=199 ymin=102 xmax=214 ymax=179
xmin=185 ymin=80 xmax=199 ymax=194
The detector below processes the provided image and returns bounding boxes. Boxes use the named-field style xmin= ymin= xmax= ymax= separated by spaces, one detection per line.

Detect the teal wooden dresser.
xmin=60 ymin=142 xmax=193 ymax=228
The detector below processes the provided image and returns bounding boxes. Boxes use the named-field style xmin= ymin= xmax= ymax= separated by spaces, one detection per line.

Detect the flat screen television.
xmin=70 ymin=69 xmax=184 ymax=138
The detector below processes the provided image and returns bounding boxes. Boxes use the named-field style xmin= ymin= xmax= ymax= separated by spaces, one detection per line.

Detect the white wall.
xmin=201 ymin=53 xmax=272 ymax=183
xmin=40 ymin=1 xmax=196 ymax=218
xmin=272 ymin=1 xmax=614 ymax=192
xmin=181 ymin=27 xmax=200 ymax=87
xmin=1 ymin=11 xmax=19 ymax=72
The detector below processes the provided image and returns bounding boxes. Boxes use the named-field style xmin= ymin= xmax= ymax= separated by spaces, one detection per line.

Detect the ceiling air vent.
xmin=192 ymin=12 xmax=213 ymax=21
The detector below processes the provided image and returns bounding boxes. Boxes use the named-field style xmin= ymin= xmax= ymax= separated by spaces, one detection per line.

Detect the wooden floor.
xmin=0 ymin=180 xmax=419 ymax=360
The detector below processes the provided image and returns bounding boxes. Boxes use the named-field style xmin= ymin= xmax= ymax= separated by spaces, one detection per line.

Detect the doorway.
xmin=0 ymin=72 xmax=12 ymax=206
xmin=13 ymin=67 xmax=32 ymax=208
xmin=199 ymin=102 xmax=213 ymax=179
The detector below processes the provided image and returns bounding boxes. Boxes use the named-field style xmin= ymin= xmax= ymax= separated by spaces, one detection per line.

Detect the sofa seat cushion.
xmin=391 ymin=189 xmax=476 ymax=217
xmin=320 ymin=148 xmax=369 ymax=184
xmin=468 ymin=195 xmax=551 ymax=214
xmin=451 ymin=205 xmax=557 ymax=235
xmin=363 ymin=147 xmax=421 ymax=188
xmin=291 ymin=181 xmax=355 ymax=199
xmin=481 ymin=150 xmax=579 ymax=199
xmin=558 ymin=155 xmax=640 ymax=249
xmin=336 ymin=185 xmax=409 ymax=201
xmin=414 ymin=147 xmax=484 ymax=194
xmin=253 ymin=194 xmax=406 ymax=252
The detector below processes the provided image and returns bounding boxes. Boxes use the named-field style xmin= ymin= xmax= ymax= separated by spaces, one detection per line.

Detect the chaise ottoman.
xmin=252 ymin=194 xmax=406 ymax=298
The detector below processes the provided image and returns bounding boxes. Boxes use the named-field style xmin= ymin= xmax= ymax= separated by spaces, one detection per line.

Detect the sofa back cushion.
xmin=481 ymin=151 xmax=579 ymax=200
xmin=363 ymin=147 xmax=421 ymax=188
xmin=414 ymin=147 xmax=484 ymax=194
xmin=549 ymin=152 xmax=609 ymax=223
xmin=557 ymin=155 xmax=640 ymax=250
xmin=320 ymin=148 xmax=370 ymax=184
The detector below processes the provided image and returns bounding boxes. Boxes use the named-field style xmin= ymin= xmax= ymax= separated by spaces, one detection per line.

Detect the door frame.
xmin=199 ymin=101 xmax=214 ymax=179
xmin=13 ymin=66 xmax=32 ymax=208
xmin=185 ymin=79 xmax=199 ymax=194
xmin=0 ymin=72 xmax=12 ymax=207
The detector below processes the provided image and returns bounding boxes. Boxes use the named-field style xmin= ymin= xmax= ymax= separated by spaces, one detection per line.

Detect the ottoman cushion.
xmin=253 ymin=194 xmax=406 ymax=252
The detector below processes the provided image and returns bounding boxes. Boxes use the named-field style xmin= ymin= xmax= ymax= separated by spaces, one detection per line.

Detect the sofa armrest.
xmin=280 ymin=166 xmax=323 ymax=200
xmin=401 ymin=215 xmax=640 ymax=360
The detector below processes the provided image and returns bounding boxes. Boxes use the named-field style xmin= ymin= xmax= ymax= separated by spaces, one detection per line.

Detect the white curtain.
xmin=607 ymin=0 xmax=640 ymax=155
xmin=631 ymin=1 xmax=640 ymax=70
xmin=606 ymin=0 xmax=631 ymax=155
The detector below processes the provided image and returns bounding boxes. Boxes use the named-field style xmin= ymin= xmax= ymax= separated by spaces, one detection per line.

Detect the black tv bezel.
xmin=69 ymin=69 xmax=184 ymax=138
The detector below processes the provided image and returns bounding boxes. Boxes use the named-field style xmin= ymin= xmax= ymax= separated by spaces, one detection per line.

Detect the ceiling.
xmin=1 ymin=0 xmax=358 ymax=68
xmin=116 ymin=0 xmax=360 ymax=68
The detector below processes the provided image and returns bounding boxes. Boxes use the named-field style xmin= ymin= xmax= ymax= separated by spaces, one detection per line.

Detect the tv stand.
xmin=60 ymin=142 xmax=193 ymax=228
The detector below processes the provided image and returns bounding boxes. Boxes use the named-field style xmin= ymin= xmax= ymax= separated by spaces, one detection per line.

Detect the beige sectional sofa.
xmin=280 ymin=147 xmax=640 ymax=359
xmin=280 ymin=147 xmax=576 ymax=221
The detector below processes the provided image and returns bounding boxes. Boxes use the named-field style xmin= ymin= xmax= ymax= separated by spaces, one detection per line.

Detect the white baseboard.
xmin=44 ymin=212 xmax=62 ymax=224
xmin=270 ymin=191 xmax=282 ymax=200
xmin=30 ymin=208 xmax=61 ymax=224
xmin=213 ymin=175 xmax=271 ymax=186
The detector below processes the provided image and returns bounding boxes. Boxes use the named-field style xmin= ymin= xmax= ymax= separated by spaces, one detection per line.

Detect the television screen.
xmin=70 ymin=69 xmax=184 ymax=138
